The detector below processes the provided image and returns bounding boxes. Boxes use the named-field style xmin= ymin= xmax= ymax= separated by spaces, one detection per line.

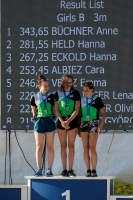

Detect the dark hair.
xmin=36 ymin=74 xmax=47 ymax=86
xmin=83 ymin=81 xmax=95 ymax=92
xmin=60 ymin=74 xmax=74 ymax=90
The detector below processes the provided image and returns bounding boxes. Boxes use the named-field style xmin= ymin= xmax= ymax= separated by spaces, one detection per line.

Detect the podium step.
xmin=0 ymin=185 xmax=27 ymax=200
xmin=25 ymin=176 xmax=115 ymax=200
xmin=110 ymin=195 xmax=133 ymax=200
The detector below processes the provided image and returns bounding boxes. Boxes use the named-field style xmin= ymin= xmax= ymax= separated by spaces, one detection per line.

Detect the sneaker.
xmin=91 ymin=169 xmax=97 ymax=177
xmin=68 ymin=169 xmax=76 ymax=177
xmin=59 ymin=170 xmax=68 ymax=177
xmin=34 ymin=169 xmax=42 ymax=177
xmin=46 ymin=168 xmax=53 ymax=177
xmin=85 ymin=169 xmax=91 ymax=177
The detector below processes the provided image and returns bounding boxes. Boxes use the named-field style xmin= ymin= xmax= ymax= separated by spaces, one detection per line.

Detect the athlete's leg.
xmin=80 ymin=132 xmax=90 ymax=170
xmin=46 ymin=131 xmax=55 ymax=168
xmin=67 ymin=128 xmax=77 ymax=170
xmin=34 ymin=132 xmax=45 ymax=169
xmin=89 ymin=132 xmax=98 ymax=170
xmin=58 ymin=129 xmax=67 ymax=170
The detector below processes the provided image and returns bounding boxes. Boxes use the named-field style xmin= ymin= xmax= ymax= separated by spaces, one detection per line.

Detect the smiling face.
xmin=83 ymin=86 xmax=93 ymax=98
xmin=61 ymin=74 xmax=74 ymax=91
xmin=65 ymin=78 xmax=73 ymax=91
xmin=39 ymin=80 xmax=49 ymax=94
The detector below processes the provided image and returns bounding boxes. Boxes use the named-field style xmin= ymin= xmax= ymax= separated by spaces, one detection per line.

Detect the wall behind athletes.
xmin=0 ymin=130 xmax=133 ymax=185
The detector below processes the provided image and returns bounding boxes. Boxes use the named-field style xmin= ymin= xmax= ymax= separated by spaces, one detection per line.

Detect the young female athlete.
xmin=79 ymin=81 xmax=106 ymax=177
xmin=30 ymin=74 xmax=55 ymax=177
xmin=54 ymin=74 xmax=81 ymax=177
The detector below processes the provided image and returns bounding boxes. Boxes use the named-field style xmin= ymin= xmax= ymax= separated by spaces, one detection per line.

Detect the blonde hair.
xmin=60 ymin=74 xmax=74 ymax=90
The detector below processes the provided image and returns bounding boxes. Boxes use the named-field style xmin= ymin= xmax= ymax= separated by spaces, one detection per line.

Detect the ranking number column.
xmin=5 ymin=27 xmax=13 ymax=127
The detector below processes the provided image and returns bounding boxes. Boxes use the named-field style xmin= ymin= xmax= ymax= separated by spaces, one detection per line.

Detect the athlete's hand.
xmin=77 ymin=128 xmax=81 ymax=137
xmin=65 ymin=125 xmax=70 ymax=130
xmin=97 ymin=126 xmax=102 ymax=134
xmin=62 ymin=121 xmax=69 ymax=127
xmin=61 ymin=121 xmax=70 ymax=129
xmin=33 ymin=115 xmax=38 ymax=123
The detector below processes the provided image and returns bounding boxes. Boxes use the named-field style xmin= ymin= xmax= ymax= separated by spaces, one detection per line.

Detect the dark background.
xmin=1 ymin=0 xmax=133 ymax=130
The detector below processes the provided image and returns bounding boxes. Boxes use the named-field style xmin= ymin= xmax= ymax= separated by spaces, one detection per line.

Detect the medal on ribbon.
xmin=44 ymin=110 xmax=47 ymax=114
xmin=65 ymin=107 xmax=69 ymax=111
xmin=40 ymin=92 xmax=48 ymax=115
xmin=86 ymin=95 xmax=94 ymax=121
xmin=63 ymin=90 xmax=71 ymax=112
xmin=86 ymin=116 xmax=90 ymax=120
